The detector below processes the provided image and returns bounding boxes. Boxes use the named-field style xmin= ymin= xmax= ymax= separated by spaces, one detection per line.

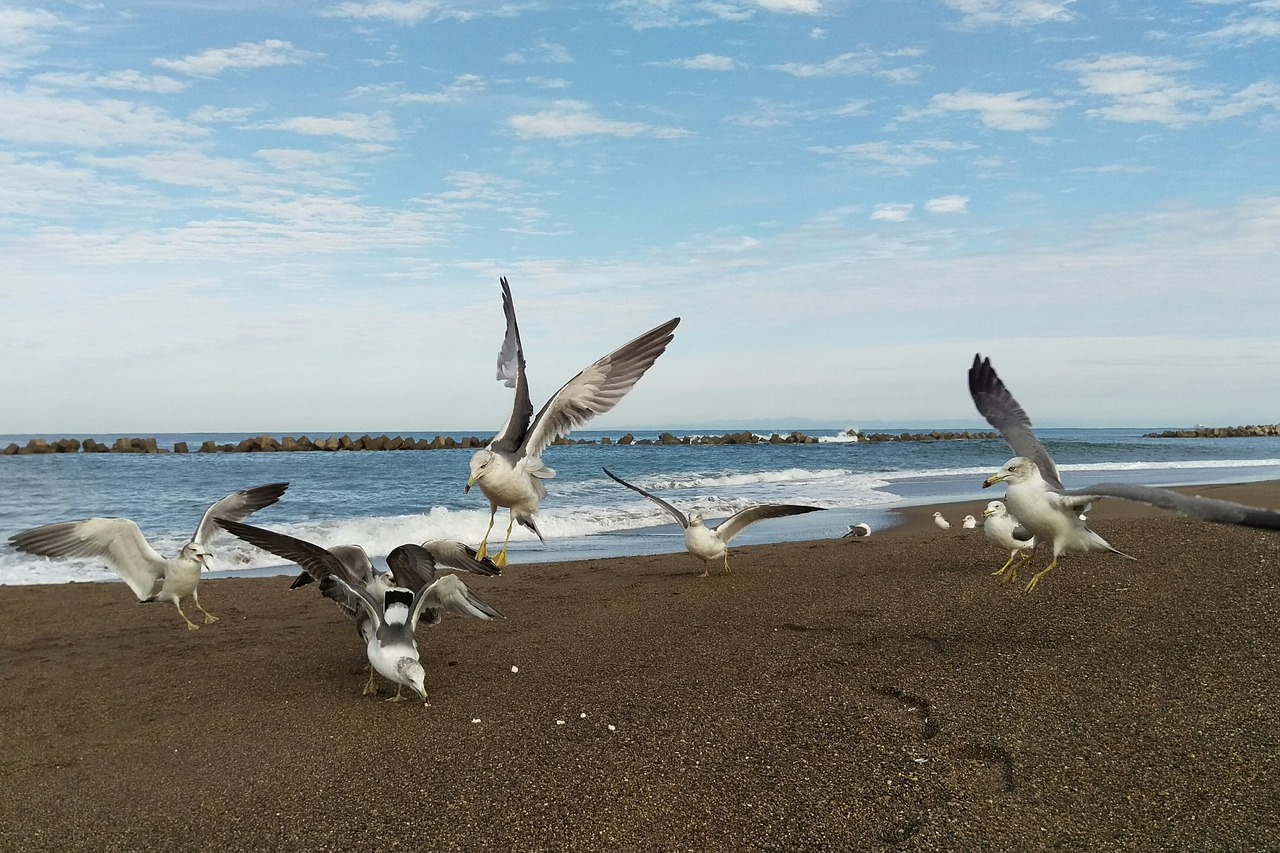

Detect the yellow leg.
xmin=475 ymin=509 xmax=497 ymax=561
xmin=699 ymin=560 xmax=710 ymax=578
xmin=1024 ymin=557 xmax=1059 ymax=594
xmin=194 ymin=597 xmax=218 ymax=624
xmin=493 ymin=517 xmax=515 ymax=569
xmin=175 ymin=603 xmax=200 ymax=631
xmin=991 ymin=552 xmax=1018 ymax=578
xmin=722 ymin=552 xmax=732 ymax=575
xmin=386 ymin=685 xmax=407 ymax=702
xmin=362 ymin=666 xmax=378 ymax=696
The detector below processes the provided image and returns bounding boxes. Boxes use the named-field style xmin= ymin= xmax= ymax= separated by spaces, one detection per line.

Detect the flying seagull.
xmin=602 ymin=467 xmax=824 ymax=577
xmin=842 ymin=522 xmax=872 ymax=539
xmin=214 ymin=518 xmax=499 ymax=696
xmin=466 ymin=277 xmax=679 ymax=568
xmin=321 ymin=544 xmax=503 ymax=704
xmin=8 ymin=483 xmax=289 ymax=630
xmin=981 ymin=500 xmax=1035 ymax=582
xmin=970 ymin=353 xmax=1280 ymax=592
xmin=933 ymin=512 xmax=951 ymax=531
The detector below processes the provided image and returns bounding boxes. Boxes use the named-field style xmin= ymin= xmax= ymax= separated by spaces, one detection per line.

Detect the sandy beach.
xmin=2 ymin=481 xmax=1278 ymax=852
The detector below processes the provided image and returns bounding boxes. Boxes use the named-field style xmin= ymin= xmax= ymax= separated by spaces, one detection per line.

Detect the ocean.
xmin=3 ymin=427 xmax=1279 ymax=585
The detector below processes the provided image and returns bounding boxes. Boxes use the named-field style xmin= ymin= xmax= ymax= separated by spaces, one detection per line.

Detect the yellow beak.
xmin=982 ymin=474 xmax=1004 ymax=489
xmin=982 ymin=509 xmax=995 ymax=518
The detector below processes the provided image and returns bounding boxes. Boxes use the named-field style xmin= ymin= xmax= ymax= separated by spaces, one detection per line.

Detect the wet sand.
xmin=2 ymin=481 xmax=1278 ymax=852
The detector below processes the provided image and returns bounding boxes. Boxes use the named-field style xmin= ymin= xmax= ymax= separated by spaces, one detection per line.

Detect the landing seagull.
xmin=602 ymin=467 xmax=824 ymax=577
xmin=322 ymin=544 xmax=503 ymax=705
xmin=981 ymin=500 xmax=1035 ymax=582
xmin=8 ymin=483 xmax=288 ymax=630
xmin=215 ymin=519 xmax=499 ymax=696
xmin=970 ymin=353 xmax=1280 ymax=592
xmin=466 ymin=277 xmax=679 ymax=568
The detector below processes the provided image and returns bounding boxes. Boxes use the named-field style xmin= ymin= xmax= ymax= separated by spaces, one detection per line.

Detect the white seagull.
xmin=466 ymin=277 xmax=679 ymax=568
xmin=970 ymin=353 xmax=1280 ymax=592
xmin=322 ymin=544 xmax=503 ymax=705
xmin=214 ymin=518 xmax=500 ymax=696
xmin=603 ymin=468 xmax=824 ymax=576
xmin=981 ymin=500 xmax=1035 ymax=582
xmin=932 ymin=512 xmax=951 ymax=531
xmin=8 ymin=483 xmax=288 ymax=631
xmin=962 ymin=514 xmax=978 ymax=529
xmin=842 ymin=522 xmax=872 ymax=539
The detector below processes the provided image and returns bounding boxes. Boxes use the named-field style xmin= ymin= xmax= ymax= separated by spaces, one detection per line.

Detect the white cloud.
xmin=810 ymin=27 xmax=827 ymax=39
xmin=768 ymin=48 xmax=926 ymax=82
xmin=508 ymin=100 xmax=689 ymax=140
xmin=675 ymin=53 xmax=740 ymax=71
xmin=942 ymin=0 xmax=1075 ymax=28
xmin=154 ymin=40 xmax=314 ymax=77
xmin=810 ymin=140 xmax=973 ymax=169
xmin=925 ymin=194 xmax=969 ymax=214
xmin=0 ymin=88 xmax=207 ymax=147
xmin=31 ymin=70 xmax=188 ymax=94
xmin=261 ymin=112 xmax=398 ymax=142
xmin=323 ymin=1 xmax=442 ymax=24
xmin=871 ymin=203 xmax=913 ymax=221
xmin=0 ymin=6 xmax=65 ymax=72
xmin=396 ymin=74 xmax=486 ymax=105
xmin=920 ymin=88 xmax=1060 ymax=131
xmin=756 ymin=0 xmax=823 ymax=12
xmin=1196 ymin=13 xmax=1280 ymax=44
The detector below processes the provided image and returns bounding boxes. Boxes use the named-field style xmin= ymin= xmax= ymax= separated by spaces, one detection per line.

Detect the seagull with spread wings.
xmin=970 ymin=353 xmax=1280 ymax=592
xmin=603 ymin=467 xmax=824 ymax=577
xmin=8 ymin=483 xmax=289 ymax=630
xmin=466 ymin=277 xmax=679 ymax=568
xmin=214 ymin=519 xmax=500 ymax=697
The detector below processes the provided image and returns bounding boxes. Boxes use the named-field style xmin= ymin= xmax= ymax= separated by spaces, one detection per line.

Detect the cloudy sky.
xmin=2 ymin=0 xmax=1278 ymax=434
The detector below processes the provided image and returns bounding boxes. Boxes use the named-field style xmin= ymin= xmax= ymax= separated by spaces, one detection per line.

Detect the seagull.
xmin=981 ymin=500 xmax=1035 ymax=582
xmin=602 ymin=467 xmax=824 ymax=576
xmin=971 ymin=353 xmax=1280 ymax=592
xmin=466 ymin=277 xmax=679 ymax=568
xmin=933 ymin=512 xmax=951 ymax=530
xmin=214 ymin=519 xmax=499 ymax=696
xmin=322 ymin=544 xmax=503 ymax=705
xmin=8 ymin=483 xmax=288 ymax=630
xmin=842 ymin=522 xmax=872 ymax=539
xmin=962 ymin=515 xmax=978 ymax=529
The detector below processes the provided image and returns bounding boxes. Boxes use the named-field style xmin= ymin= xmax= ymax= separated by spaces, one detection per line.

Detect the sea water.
xmin=2 ymin=427 xmax=1278 ymax=585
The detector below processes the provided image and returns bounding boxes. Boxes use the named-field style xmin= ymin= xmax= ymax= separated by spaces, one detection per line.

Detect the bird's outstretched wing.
xmin=386 ymin=543 xmax=439 ymax=593
xmin=490 ymin=277 xmax=535 ymax=454
xmin=193 ymin=482 xmax=289 ymax=547
xmin=1062 ymin=483 xmax=1280 ymax=530
xmin=715 ymin=505 xmax=825 ymax=545
xmin=321 ymin=575 xmax=382 ymax=628
xmin=421 ymin=540 xmax=502 ymax=576
xmin=968 ymin=355 xmax=1063 ymax=492
xmin=9 ymin=517 xmax=167 ymax=600
xmin=214 ymin=518 xmax=366 ymax=586
xmin=410 ymin=573 xmax=504 ymax=629
xmin=515 ymin=317 xmax=680 ymax=462
xmin=602 ymin=467 xmax=688 ymax=528
xmin=290 ymin=544 xmax=374 ymax=589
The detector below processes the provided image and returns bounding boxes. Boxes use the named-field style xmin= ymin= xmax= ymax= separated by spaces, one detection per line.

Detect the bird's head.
xmin=180 ymin=542 xmax=212 ymax=570
xmin=983 ymin=500 xmax=1006 ymax=519
xmin=688 ymin=512 xmax=704 ymax=527
xmin=397 ymin=658 xmax=428 ymax=705
xmin=983 ymin=456 xmax=1037 ymax=489
xmin=465 ymin=450 xmax=493 ymax=493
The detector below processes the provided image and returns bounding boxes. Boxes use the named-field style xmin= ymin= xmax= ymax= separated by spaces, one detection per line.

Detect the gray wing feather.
xmin=9 ymin=517 xmax=166 ymax=600
xmin=490 ymin=277 xmax=535 ymax=454
xmin=602 ymin=467 xmax=688 ymax=529
xmin=193 ymin=482 xmax=289 ymax=547
xmin=322 ymin=575 xmax=382 ymax=628
xmin=410 ymin=574 xmax=504 ymax=629
xmin=516 ymin=317 xmax=680 ymax=461
xmin=214 ymin=518 xmax=365 ymax=586
xmin=968 ymin=355 xmax=1064 ymax=492
xmin=387 ymin=544 xmax=439 ymax=592
xmin=421 ymin=540 xmax=502 ymax=576
xmin=1062 ymin=483 xmax=1280 ymax=530
xmin=714 ymin=505 xmax=825 ymax=544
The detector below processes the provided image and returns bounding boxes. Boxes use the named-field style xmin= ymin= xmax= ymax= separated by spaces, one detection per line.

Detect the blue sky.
xmin=2 ymin=0 xmax=1278 ymax=433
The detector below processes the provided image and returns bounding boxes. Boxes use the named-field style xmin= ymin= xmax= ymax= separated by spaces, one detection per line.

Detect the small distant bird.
xmin=962 ymin=515 xmax=978 ymax=529
xmin=603 ymin=468 xmax=824 ymax=576
xmin=322 ymin=544 xmax=502 ymax=704
xmin=932 ymin=512 xmax=951 ymax=530
xmin=971 ymin=353 xmax=1280 ymax=592
xmin=214 ymin=519 xmax=500 ymax=697
xmin=842 ymin=522 xmax=872 ymax=539
xmin=981 ymin=500 xmax=1035 ymax=582
xmin=466 ymin=277 xmax=679 ymax=568
xmin=9 ymin=483 xmax=288 ymax=630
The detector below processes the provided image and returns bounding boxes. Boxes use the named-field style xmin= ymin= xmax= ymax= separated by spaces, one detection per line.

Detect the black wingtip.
xmin=289 ymin=571 xmax=314 ymax=589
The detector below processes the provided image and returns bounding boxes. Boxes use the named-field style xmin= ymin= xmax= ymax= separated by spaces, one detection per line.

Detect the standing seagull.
xmin=933 ymin=512 xmax=951 ymax=530
xmin=214 ymin=519 xmax=499 ymax=696
xmin=603 ymin=468 xmax=824 ymax=577
xmin=322 ymin=544 xmax=503 ymax=704
xmin=466 ymin=278 xmax=679 ymax=568
xmin=970 ymin=353 xmax=1280 ymax=591
xmin=9 ymin=483 xmax=289 ymax=630
xmin=981 ymin=500 xmax=1035 ymax=582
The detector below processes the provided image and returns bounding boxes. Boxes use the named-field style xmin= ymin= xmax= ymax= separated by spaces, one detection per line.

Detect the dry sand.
xmin=2 ymin=481 xmax=1279 ymax=852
